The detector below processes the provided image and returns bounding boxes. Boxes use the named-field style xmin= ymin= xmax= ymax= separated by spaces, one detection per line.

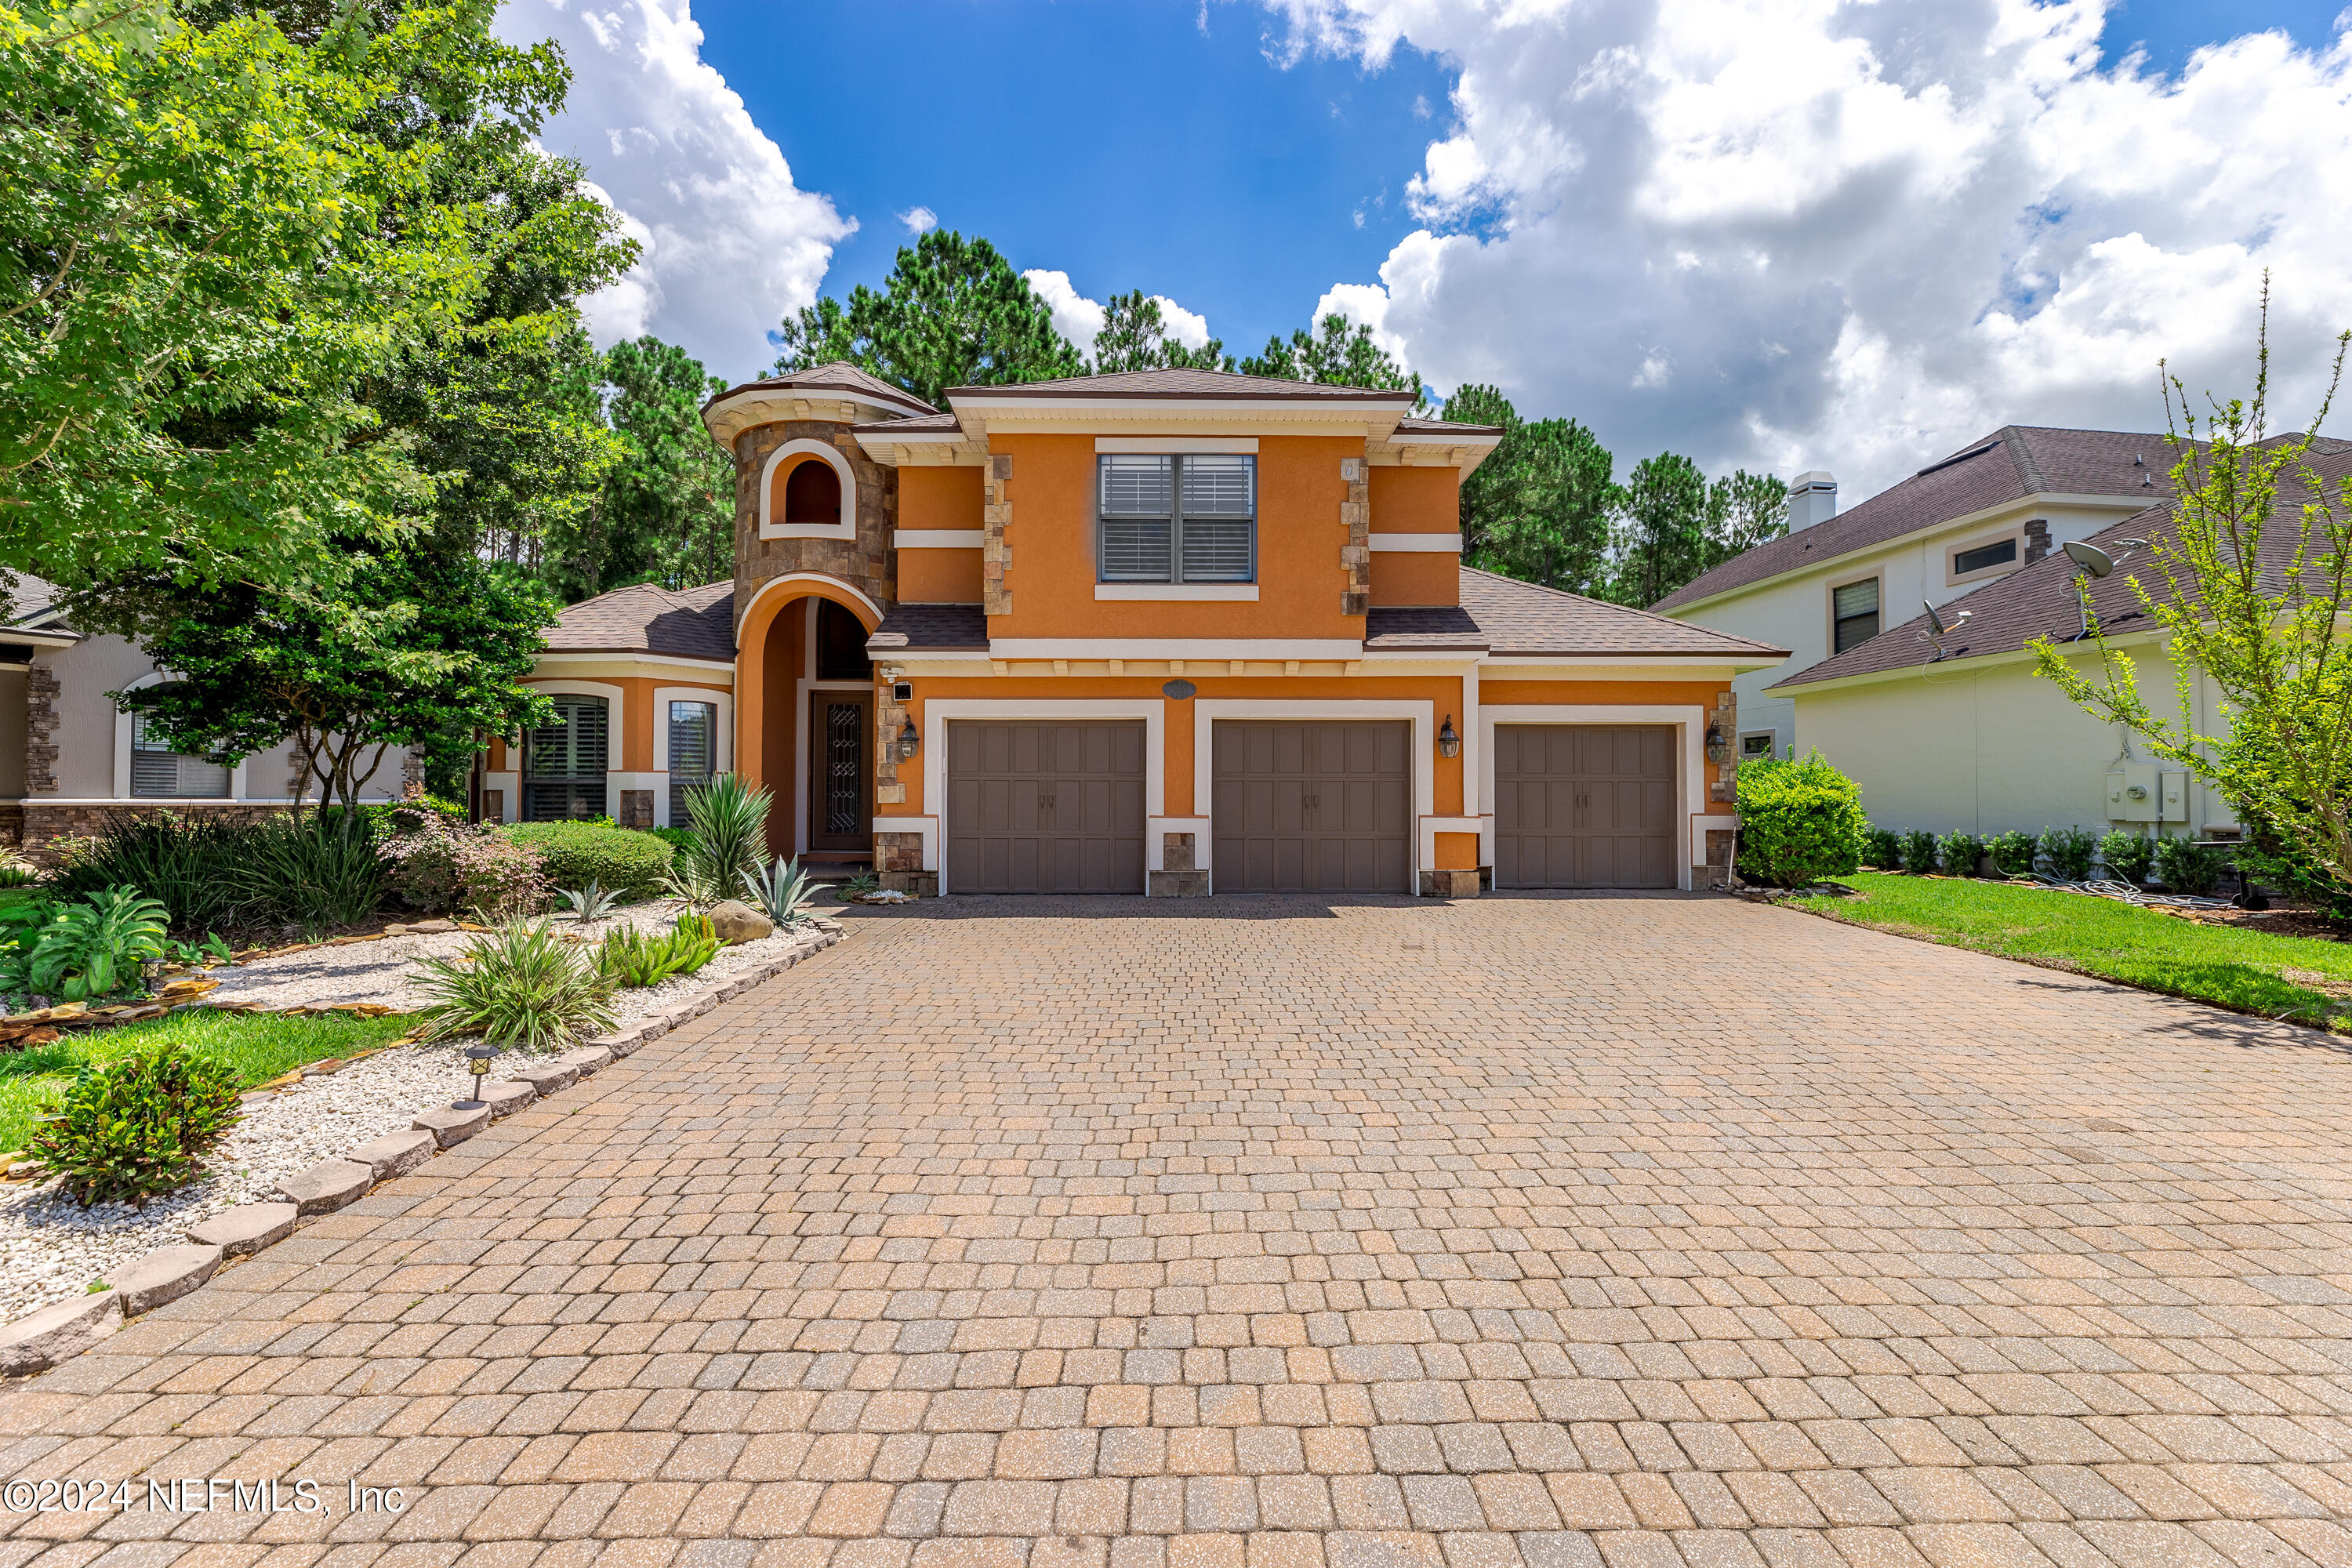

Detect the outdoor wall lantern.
xmin=457 ymin=1043 xmax=500 ymax=1110
xmin=1437 ymin=715 xmax=1461 ymax=760
xmin=897 ymin=717 xmax=920 ymax=761
xmin=1705 ymin=724 xmax=1730 ymax=765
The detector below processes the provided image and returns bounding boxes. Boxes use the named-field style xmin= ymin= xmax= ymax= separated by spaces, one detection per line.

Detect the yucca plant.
xmin=414 ymin=919 xmax=617 ymax=1052
xmin=664 ymin=775 xmax=772 ymax=909
xmin=741 ymin=855 xmax=830 ymax=929
xmin=594 ymin=916 xmax=720 ymax=989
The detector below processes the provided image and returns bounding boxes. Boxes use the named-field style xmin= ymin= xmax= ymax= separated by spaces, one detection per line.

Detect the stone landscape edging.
xmin=0 ymin=919 xmax=847 ymax=1377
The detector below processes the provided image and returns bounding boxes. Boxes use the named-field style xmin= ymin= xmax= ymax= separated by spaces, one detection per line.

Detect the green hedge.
xmin=499 ymin=822 xmax=673 ymax=901
xmin=1735 ymin=752 xmax=1866 ymax=887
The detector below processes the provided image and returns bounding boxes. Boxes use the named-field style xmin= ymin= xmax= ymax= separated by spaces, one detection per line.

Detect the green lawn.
xmin=0 ymin=1008 xmax=416 ymax=1156
xmin=1786 ymin=871 xmax=2352 ymax=1029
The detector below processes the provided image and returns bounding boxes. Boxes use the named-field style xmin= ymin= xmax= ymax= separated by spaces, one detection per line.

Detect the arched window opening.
xmin=783 ymin=459 xmax=842 ymax=528
xmin=130 ymin=706 xmax=229 ymax=798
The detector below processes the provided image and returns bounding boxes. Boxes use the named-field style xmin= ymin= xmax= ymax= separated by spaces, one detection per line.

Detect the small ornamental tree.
xmin=1734 ymin=752 xmax=1866 ymax=887
xmin=89 ymin=546 xmax=557 ymax=814
xmin=2031 ymin=285 xmax=2352 ymax=895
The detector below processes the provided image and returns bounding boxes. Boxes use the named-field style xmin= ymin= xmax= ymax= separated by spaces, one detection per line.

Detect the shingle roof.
xmin=855 ymin=412 xmax=964 ymax=437
xmin=705 ymin=363 xmax=938 ymax=419
xmin=946 ymin=368 xmax=1418 ymax=401
xmin=1653 ymin=426 xmax=2180 ymax=612
xmin=1394 ymin=416 xmax=1503 ymax=436
xmin=1365 ymin=568 xmax=1787 ymax=658
xmin=1769 ymin=443 xmax=2352 ymax=691
xmin=545 ymin=581 xmax=735 ymax=662
xmin=868 ymin=603 xmax=988 ymax=651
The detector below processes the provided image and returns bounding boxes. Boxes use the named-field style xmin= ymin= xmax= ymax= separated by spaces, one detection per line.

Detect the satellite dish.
xmin=2063 ymin=539 xmax=2115 ymax=578
xmin=1926 ymin=601 xmax=1947 ymax=635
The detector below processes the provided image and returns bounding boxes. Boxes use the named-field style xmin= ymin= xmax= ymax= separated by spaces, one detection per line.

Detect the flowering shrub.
xmin=382 ymin=819 xmax=545 ymax=919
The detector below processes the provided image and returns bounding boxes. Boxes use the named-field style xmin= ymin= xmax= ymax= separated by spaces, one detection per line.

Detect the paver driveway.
xmin=4 ymin=893 xmax=2352 ymax=1568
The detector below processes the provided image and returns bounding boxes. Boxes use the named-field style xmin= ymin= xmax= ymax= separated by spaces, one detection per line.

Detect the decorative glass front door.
xmin=808 ymin=693 xmax=870 ymax=851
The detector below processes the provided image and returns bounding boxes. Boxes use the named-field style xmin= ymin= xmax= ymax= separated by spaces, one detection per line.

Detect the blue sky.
xmin=697 ymin=0 xmax=2345 ymax=365
xmin=521 ymin=0 xmax=2352 ymax=495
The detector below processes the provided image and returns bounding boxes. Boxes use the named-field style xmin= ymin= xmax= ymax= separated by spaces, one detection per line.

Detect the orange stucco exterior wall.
xmin=899 ymin=466 xmax=985 ymax=530
xmin=899 ymin=548 xmax=982 ymax=604
xmin=1367 ymin=466 xmax=1458 ymax=532
xmin=1369 ymin=552 xmax=1459 ymax=607
xmin=992 ymin=434 xmax=1364 ymax=641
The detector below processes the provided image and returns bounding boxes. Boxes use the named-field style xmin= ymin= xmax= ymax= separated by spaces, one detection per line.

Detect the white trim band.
xmin=1094 ymin=584 xmax=1261 ymax=601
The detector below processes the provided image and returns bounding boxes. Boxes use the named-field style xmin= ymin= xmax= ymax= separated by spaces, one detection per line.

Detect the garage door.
xmin=946 ymin=721 xmax=1145 ymax=893
xmin=1494 ymin=724 xmax=1677 ymax=889
xmin=1211 ymin=720 xmax=1410 ymax=893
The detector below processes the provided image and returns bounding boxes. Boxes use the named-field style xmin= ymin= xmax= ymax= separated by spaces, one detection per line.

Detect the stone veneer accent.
xmin=731 ymin=419 xmax=898 ymax=630
xmin=619 ymin=789 xmax=653 ymax=829
xmin=982 ymin=453 xmax=1013 ymax=615
xmin=1147 ymin=832 xmax=1209 ymax=898
xmin=1704 ymin=826 xmax=1738 ymax=891
xmin=874 ymin=829 xmax=935 ymax=896
xmin=481 ymin=789 xmax=504 ymax=825
xmin=1418 ymin=869 xmax=1482 ymax=898
xmin=873 ymin=683 xmax=906 ymax=807
xmin=24 ymin=663 xmax=58 ymax=797
xmin=20 ymin=802 xmax=292 ymax=864
xmin=2024 ymin=517 xmax=2052 ymax=565
xmin=1339 ymin=457 xmax=1370 ymax=618
xmin=1708 ymin=688 xmax=1738 ymax=804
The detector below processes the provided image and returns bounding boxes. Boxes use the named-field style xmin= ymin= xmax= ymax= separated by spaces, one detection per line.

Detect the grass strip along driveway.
xmin=1788 ymin=869 xmax=2352 ymax=1030
xmin=0 ymin=1008 xmax=413 ymax=1153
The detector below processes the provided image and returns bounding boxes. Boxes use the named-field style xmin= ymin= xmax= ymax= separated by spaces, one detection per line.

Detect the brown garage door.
xmin=946 ymin=721 xmax=1145 ymax=893
xmin=1494 ymin=724 xmax=1677 ymax=889
xmin=1211 ymin=720 xmax=1410 ymax=893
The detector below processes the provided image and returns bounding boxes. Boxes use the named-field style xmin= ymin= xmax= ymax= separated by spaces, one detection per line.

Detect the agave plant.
xmin=741 ymin=856 xmax=830 ymax=929
xmin=595 ymin=915 xmax=720 ymax=988
xmin=414 ymin=919 xmax=617 ymax=1053
xmin=557 ymin=880 xmax=622 ymax=921
xmin=664 ymin=775 xmax=772 ymax=909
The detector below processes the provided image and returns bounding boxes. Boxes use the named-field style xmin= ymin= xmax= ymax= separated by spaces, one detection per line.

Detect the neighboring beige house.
xmin=0 ymin=579 xmax=417 ymax=851
xmin=1653 ymin=426 xmax=2179 ymax=768
xmin=1719 ymin=438 xmax=2352 ymax=840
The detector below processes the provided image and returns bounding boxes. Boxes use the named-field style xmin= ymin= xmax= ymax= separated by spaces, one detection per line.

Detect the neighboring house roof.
xmin=945 ymin=368 xmax=1420 ymax=402
xmin=705 ymin=363 xmax=938 ymax=420
xmin=1653 ymin=425 xmax=2183 ymax=613
xmin=868 ymin=603 xmax=989 ymax=652
xmin=2 ymin=575 xmax=81 ymax=644
xmin=1367 ymin=568 xmax=1788 ymax=659
xmin=544 ymin=581 xmax=735 ymax=662
xmin=1769 ymin=442 xmax=2352 ymax=691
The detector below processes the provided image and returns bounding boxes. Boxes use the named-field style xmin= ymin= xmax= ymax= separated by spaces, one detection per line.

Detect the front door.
xmin=808 ymin=692 xmax=870 ymax=852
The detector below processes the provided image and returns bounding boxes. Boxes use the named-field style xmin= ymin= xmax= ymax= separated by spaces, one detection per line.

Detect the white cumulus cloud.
xmin=499 ymin=0 xmax=852 ymax=384
xmin=1023 ymin=272 xmax=1218 ymax=360
xmin=898 ymin=205 xmax=939 ymax=235
xmin=1265 ymin=0 xmax=2352 ymax=499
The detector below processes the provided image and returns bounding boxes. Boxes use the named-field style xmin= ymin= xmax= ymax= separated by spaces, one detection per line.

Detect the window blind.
xmin=1098 ymin=453 xmax=1256 ymax=584
xmin=130 ymin=713 xmax=227 ymax=798
xmin=1099 ymin=455 xmax=1174 ymax=516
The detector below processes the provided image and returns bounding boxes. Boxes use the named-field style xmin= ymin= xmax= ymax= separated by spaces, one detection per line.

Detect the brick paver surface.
xmin=5 ymin=893 xmax=2352 ymax=1568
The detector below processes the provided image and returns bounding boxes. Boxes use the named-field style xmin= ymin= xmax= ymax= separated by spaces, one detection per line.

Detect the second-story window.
xmin=1098 ymin=454 xmax=1256 ymax=584
xmin=1831 ymin=578 xmax=1880 ymax=655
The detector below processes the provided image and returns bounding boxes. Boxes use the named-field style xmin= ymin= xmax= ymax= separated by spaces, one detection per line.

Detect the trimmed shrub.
xmin=30 ymin=1042 xmax=241 ymax=1207
xmin=2098 ymin=829 xmax=2154 ymax=885
xmin=2038 ymin=825 xmax=2097 ymax=882
xmin=414 ymin=919 xmax=617 ymax=1052
xmin=1986 ymin=830 xmax=2039 ymax=878
xmin=384 ymin=818 xmax=546 ymax=919
xmin=1936 ymin=832 xmax=1985 ymax=877
xmin=1733 ymin=752 xmax=1865 ymax=887
xmin=1898 ymin=829 xmax=1940 ymax=873
xmin=1860 ymin=826 xmax=1904 ymax=869
xmin=2151 ymin=835 xmax=2226 ymax=895
xmin=2236 ymin=834 xmax=2352 ymax=916
xmin=502 ymin=822 xmax=673 ymax=902
xmin=646 ymin=826 xmax=696 ymax=855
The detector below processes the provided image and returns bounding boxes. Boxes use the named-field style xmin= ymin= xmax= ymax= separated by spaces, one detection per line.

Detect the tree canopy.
xmin=1091 ymin=292 xmax=1226 ymax=374
xmin=1237 ymin=314 xmax=1419 ymax=400
xmin=771 ymin=230 xmax=1083 ymax=407
xmin=0 ymin=0 xmax=622 ymax=594
xmin=1441 ymin=385 xmax=1616 ymax=597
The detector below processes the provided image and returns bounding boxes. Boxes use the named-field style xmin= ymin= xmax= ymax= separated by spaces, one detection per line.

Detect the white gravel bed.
xmin=0 ymin=909 xmax=837 ymax=1325
xmin=0 ymin=1040 xmax=473 ymax=1323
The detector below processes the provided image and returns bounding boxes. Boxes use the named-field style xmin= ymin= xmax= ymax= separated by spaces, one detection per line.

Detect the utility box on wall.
xmin=2106 ymin=764 xmax=2187 ymax=823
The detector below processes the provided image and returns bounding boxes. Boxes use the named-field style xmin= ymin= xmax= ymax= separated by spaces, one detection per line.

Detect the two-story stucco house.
xmin=1653 ymin=426 xmax=2177 ymax=768
xmin=492 ymin=364 xmax=1786 ymax=895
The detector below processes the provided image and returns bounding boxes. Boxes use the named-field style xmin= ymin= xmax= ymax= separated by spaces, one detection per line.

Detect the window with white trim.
xmin=1951 ymin=537 xmax=2016 ymax=576
xmin=1098 ymin=454 xmax=1256 ymax=584
xmin=129 ymin=710 xmax=229 ymax=799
